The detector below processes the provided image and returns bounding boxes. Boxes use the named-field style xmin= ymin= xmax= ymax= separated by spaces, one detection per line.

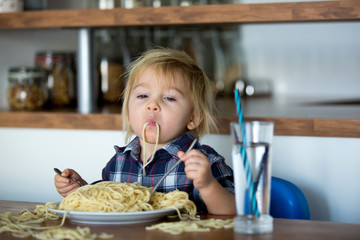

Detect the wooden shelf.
xmin=1 ymin=112 xmax=359 ymax=138
xmin=1 ymin=97 xmax=359 ymax=138
xmin=0 ymin=1 xmax=359 ymax=29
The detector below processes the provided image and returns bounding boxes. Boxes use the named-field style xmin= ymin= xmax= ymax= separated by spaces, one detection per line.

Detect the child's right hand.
xmin=54 ymin=168 xmax=87 ymax=197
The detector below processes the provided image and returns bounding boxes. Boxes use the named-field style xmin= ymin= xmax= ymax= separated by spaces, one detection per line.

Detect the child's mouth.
xmin=146 ymin=120 xmax=157 ymax=127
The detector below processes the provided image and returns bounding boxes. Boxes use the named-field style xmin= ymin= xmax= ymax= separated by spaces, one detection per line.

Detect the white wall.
xmin=0 ymin=128 xmax=359 ymax=224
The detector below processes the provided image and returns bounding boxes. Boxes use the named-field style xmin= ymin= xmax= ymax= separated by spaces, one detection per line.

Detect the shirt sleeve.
xmin=210 ymin=156 xmax=235 ymax=194
xmin=202 ymin=145 xmax=235 ymax=194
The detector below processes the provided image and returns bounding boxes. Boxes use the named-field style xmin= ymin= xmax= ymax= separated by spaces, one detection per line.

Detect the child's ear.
xmin=187 ymin=112 xmax=203 ymax=130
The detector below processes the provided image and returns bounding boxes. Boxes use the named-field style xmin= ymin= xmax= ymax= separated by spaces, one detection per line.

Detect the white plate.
xmin=48 ymin=207 xmax=176 ymax=225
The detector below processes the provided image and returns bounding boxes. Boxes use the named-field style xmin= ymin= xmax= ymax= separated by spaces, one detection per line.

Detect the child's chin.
xmin=144 ymin=135 xmax=160 ymax=144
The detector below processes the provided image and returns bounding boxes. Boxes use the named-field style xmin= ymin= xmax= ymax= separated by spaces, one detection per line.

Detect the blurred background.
xmin=1 ymin=0 xmax=359 ymax=112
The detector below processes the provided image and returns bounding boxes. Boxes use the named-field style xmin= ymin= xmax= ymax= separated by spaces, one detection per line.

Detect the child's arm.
xmin=54 ymin=168 xmax=88 ymax=197
xmin=177 ymin=150 xmax=236 ymax=215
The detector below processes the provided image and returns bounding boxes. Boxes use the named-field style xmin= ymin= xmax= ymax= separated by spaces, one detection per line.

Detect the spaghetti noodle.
xmin=142 ymin=121 xmax=160 ymax=176
xmin=146 ymin=218 xmax=234 ymax=235
xmin=0 ymin=202 xmax=112 ymax=239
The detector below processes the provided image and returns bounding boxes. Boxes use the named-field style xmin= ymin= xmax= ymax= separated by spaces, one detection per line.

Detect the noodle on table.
xmin=146 ymin=218 xmax=234 ymax=235
xmin=0 ymin=202 xmax=111 ymax=239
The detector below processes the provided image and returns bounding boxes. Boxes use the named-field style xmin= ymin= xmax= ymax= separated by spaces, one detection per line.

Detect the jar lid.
xmin=8 ymin=66 xmax=45 ymax=79
xmin=35 ymin=50 xmax=75 ymax=62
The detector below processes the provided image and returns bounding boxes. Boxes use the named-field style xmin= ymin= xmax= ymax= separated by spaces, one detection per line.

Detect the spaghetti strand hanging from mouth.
xmin=142 ymin=121 xmax=160 ymax=176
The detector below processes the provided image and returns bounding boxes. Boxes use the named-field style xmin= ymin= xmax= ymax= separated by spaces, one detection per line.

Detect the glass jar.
xmin=96 ymin=29 xmax=126 ymax=104
xmin=7 ymin=67 xmax=47 ymax=110
xmin=35 ymin=51 xmax=76 ymax=108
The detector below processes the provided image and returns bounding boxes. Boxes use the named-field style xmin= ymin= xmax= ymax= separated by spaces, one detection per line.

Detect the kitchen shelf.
xmin=0 ymin=1 xmax=359 ymax=29
xmin=0 ymin=1 xmax=359 ymax=138
xmin=1 ymin=97 xmax=359 ymax=138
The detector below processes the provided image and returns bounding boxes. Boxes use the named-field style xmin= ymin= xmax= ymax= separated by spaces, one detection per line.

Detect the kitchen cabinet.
xmin=0 ymin=0 xmax=359 ymax=138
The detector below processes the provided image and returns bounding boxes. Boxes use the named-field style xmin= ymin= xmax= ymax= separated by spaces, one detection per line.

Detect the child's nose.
xmin=146 ymin=101 xmax=160 ymax=112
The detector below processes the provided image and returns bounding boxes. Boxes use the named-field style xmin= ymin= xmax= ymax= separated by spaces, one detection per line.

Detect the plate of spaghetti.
xmin=47 ymin=181 xmax=197 ymax=225
xmin=47 ymin=206 xmax=176 ymax=225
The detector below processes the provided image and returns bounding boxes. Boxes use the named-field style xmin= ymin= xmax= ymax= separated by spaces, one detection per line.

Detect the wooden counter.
xmin=1 ymin=200 xmax=360 ymax=240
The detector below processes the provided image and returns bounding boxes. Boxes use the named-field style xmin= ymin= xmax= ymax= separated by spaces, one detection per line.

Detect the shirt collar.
xmin=124 ymin=136 xmax=140 ymax=151
xmin=122 ymin=137 xmax=141 ymax=160
xmin=162 ymin=132 xmax=197 ymax=157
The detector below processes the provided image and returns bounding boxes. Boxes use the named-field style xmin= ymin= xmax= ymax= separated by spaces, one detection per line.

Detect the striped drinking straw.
xmin=234 ymin=89 xmax=259 ymax=217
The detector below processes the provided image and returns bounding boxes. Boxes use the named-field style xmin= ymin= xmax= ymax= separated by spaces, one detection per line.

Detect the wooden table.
xmin=1 ymin=200 xmax=359 ymax=240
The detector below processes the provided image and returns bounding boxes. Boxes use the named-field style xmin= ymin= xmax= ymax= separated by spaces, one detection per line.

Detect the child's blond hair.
xmin=122 ymin=48 xmax=217 ymax=142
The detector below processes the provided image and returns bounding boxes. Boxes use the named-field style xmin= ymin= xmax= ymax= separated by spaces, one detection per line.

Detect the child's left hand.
xmin=177 ymin=149 xmax=216 ymax=190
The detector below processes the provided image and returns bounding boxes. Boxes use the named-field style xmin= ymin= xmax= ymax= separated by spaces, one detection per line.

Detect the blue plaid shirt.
xmin=102 ymin=132 xmax=234 ymax=213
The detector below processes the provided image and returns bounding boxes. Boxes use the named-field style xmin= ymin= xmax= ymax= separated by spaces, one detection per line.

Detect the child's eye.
xmin=164 ymin=96 xmax=176 ymax=102
xmin=137 ymin=94 xmax=148 ymax=99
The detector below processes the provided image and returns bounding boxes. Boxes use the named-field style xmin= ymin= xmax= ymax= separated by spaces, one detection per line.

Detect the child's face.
xmin=128 ymin=67 xmax=197 ymax=146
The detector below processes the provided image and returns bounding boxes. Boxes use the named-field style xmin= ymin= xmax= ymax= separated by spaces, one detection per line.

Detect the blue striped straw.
xmin=234 ymin=89 xmax=259 ymax=217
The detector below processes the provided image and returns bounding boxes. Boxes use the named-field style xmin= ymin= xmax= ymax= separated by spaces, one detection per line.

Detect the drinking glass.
xmin=231 ymin=121 xmax=274 ymax=234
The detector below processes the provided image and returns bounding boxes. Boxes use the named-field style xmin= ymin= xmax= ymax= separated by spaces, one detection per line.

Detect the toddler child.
xmin=55 ymin=48 xmax=236 ymax=214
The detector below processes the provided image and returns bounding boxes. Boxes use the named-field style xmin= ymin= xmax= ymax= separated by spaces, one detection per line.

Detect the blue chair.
xmin=270 ymin=177 xmax=310 ymax=220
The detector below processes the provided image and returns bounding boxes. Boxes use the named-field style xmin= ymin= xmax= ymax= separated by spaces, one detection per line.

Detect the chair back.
xmin=270 ymin=177 xmax=310 ymax=220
